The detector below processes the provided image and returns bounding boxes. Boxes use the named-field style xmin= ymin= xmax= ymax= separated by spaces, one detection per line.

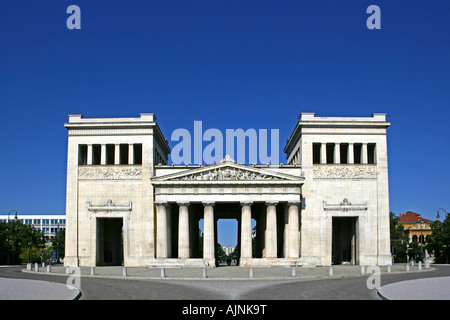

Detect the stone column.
xmin=203 ymin=202 xmax=215 ymax=263
xmin=101 ymin=144 xmax=107 ymax=165
xmin=348 ymin=143 xmax=354 ymax=164
xmin=283 ymin=205 xmax=289 ymax=258
xmin=320 ymin=143 xmax=327 ymax=164
xmin=128 ymin=144 xmax=134 ymax=165
xmin=87 ymin=144 xmax=93 ymax=165
xmin=361 ymin=143 xmax=368 ymax=164
xmin=156 ymin=203 xmax=168 ymax=258
xmin=240 ymin=202 xmax=253 ymax=259
xmin=287 ymin=202 xmax=300 ymax=258
xmin=334 ymin=143 xmax=340 ymax=164
xmin=114 ymin=144 xmax=120 ymax=165
xmin=178 ymin=203 xmax=190 ymax=259
xmin=265 ymin=202 xmax=278 ymax=258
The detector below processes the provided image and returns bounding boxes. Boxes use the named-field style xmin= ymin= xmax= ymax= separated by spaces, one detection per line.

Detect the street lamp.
xmin=418 ymin=219 xmax=424 ymax=261
xmin=436 ymin=208 xmax=448 ymax=220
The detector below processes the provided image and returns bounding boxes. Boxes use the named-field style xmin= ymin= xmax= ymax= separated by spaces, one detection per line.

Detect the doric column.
xmin=361 ymin=143 xmax=368 ymax=164
xmin=265 ymin=202 xmax=278 ymax=258
xmin=348 ymin=143 xmax=354 ymax=164
xmin=101 ymin=144 xmax=107 ymax=165
xmin=240 ymin=202 xmax=253 ymax=259
xmin=156 ymin=202 xmax=168 ymax=258
xmin=283 ymin=205 xmax=289 ymax=258
xmin=320 ymin=143 xmax=327 ymax=164
xmin=287 ymin=201 xmax=300 ymax=258
xmin=128 ymin=144 xmax=134 ymax=165
xmin=114 ymin=144 xmax=120 ymax=165
xmin=87 ymin=144 xmax=93 ymax=165
xmin=178 ymin=202 xmax=190 ymax=259
xmin=334 ymin=143 xmax=340 ymax=164
xmin=203 ymin=202 xmax=215 ymax=261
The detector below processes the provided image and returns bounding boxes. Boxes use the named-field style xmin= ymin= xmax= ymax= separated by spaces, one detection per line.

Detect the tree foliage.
xmin=0 ymin=220 xmax=47 ymax=264
xmin=426 ymin=216 xmax=450 ymax=264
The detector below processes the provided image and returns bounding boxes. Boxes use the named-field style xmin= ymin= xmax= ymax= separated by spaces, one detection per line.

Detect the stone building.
xmin=63 ymin=112 xmax=392 ymax=267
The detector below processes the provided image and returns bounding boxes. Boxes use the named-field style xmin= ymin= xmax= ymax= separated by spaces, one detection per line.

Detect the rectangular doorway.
xmin=332 ymin=217 xmax=358 ymax=265
xmin=97 ymin=218 xmax=123 ymax=266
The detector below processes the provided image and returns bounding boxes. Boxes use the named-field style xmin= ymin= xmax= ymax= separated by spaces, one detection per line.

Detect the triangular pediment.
xmin=152 ymin=157 xmax=303 ymax=183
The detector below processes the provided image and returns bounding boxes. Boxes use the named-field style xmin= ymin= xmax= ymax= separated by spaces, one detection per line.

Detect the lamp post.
xmin=6 ymin=210 xmax=18 ymax=265
xmin=436 ymin=208 xmax=447 ymax=220
xmin=436 ymin=208 xmax=448 ymax=263
xmin=418 ymin=219 xmax=424 ymax=261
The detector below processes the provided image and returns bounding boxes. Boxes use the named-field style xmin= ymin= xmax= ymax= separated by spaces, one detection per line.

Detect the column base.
xmin=63 ymin=256 xmax=79 ymax=267
xmin=147 ymin=258 xmax=210 ymax=268
xmin=240 ymin=258 xmax=302 ymax=267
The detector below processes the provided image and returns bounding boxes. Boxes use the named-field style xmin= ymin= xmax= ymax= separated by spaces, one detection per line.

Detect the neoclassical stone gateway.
xmin=63 ymin=112 xmax=392 ymax=267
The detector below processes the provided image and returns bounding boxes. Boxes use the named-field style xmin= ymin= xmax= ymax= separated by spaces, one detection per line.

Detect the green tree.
xmin=426 ymin=216 xmax=450 ymax=264
xmin=390 ymin=212 xmax=409 ymax=263
xmin=0 ymin=220 xmax=47 ymax=264
xmin=52 ymin=229 xmax=65 ymax=262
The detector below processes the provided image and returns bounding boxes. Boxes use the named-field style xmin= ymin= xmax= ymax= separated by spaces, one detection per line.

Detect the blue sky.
xmin=0 ymin=0 xmax=449 ymax=247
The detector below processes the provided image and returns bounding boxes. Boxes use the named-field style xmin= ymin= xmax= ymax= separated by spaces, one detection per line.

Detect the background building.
xmin=398 ymin=211 xmax=433 ymax=244
xmin=0 ymin=214 xmax=66 ymax=238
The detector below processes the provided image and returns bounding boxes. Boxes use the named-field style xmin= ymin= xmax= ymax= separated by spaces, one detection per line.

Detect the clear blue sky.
xmin=1 ymin=1 xmax=449 ymax=247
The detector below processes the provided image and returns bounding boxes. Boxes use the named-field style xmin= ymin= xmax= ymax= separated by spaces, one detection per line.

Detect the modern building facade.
xmin=63 ymin=112 xmax=391 ymax=267
xmin=0 ymin=214 xmax=66 ymax=238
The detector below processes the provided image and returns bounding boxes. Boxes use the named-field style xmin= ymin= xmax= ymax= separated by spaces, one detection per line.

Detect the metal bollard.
xmin=203 ymin=267 xmax=208 ymax=278
xmin=123 ymin=267 xmax=127 ymax=277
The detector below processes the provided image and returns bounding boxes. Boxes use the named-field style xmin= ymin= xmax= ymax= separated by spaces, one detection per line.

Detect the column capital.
xmin=287 ymin=200 xmax=301 ymax=205
xmin=240 ymin=201 xmax=253 ymax=206
xmin=202 ymin=201 xmax=215 ymax=207
xmin=177 ymin=201 xmax=190 ymax=207
xmin=155 ymin=201 xmax=169 ymax=207
xmin=265 ymin=201 xmax=279 ymax=206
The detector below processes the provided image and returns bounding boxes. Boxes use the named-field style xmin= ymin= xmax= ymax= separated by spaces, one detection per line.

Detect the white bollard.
xmin=418 ymin=261 xmax=422 ymax=270
xmin=425 ymin=261 xmax=430 ymax=268
xmin=47 ymin=265 xmax=51 ymax=273
xmin=406 ymin=264 xmax=410 ymax=271
xmin=203 ymin=267 xmax=208 ymax=278
xmin=161 ymin=268 xmax=166 ymax=278
xmin=387 ymin=265 xmax=391 ymax=273
xmin=123 ymin=267 xmax=127 ymax=277
xmin=34 ymin=263 xmax=39 ymax=272
xmin=329 ymin=266 xmax=334 ymax=276
xmin=249 ymin=268 xmax=254 ymax=278
xmin=91 ymin=267 xmax=95 ymax=275
xmin=361 ymin=265 xmax=366 ymax=274
xmin=291 ymin=267 xmax=296 ymax=277
xmin=27 ymin=263 xmax=31 ymax=271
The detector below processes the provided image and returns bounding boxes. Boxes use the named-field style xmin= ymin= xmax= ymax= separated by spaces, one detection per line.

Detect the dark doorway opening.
xmin=97 ymin=218 xmax=123 ymax=266
xmin=332 ymin=217 xmax=357 ymax=265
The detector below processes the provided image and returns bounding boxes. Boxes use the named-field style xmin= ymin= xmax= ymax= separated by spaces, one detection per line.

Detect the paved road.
xmin=1 ymin=264 xmax=450 ymax=301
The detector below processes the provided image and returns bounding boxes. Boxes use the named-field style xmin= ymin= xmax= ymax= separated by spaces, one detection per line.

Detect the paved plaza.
xmin=1 ymin=264 xmax=449 ymax=300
